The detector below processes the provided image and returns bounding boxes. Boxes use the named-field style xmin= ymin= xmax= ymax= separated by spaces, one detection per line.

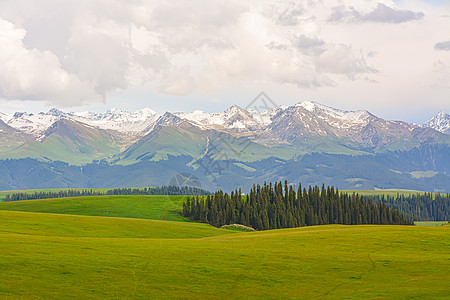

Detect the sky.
xmin=0 ymin=0 xmax=449 ymax=123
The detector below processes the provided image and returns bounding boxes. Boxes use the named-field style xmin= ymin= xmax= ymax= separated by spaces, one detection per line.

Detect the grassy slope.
xmin=0 ymin=119 xmax=126 ymax=165
xmin=0 ymin=210 xmax=232 ymax=239
xmin=0 ymin=195 xmax=448 ymax=298
xmin=0 ymin=195 xmax=186 ymax=221
xmin=415 ymin=221 xmax=449 ymax=227
xmin=0 ymin=216 xmax=448 ymax=299
xmin=0 ymin=188 xmax=113 ymax=202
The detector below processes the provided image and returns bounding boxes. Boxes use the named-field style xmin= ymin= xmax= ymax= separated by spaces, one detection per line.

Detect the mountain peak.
xmin=107 ymin=108 xmax=129 ymax=114
xmin=13 ymin=112 xmax=27 ymax=118
xmin=225 ymin=105 xmax=246 ymax=113
xmin=159 ymin=112 xmax=183 ymax=124
xmin=294 ymin=101 xmax=371 ymax=122
xmin=138 ymin=107 xmax=157 ymax=115
xmin=48 ymin=108 xmax=64 ymax=116
xmin=424 ymin=111 xmax=450 ymax=134
xmin=437 ymin=111 xmax=449 ymax=118
xmin=296 ymin=100 xmax=319 ymax=111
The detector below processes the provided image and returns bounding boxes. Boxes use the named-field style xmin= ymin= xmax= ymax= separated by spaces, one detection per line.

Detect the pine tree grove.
xmin=5 ymin=186 xmax=210 ymax=201
xmin=182 ymin=181 xmax=414 ymax=230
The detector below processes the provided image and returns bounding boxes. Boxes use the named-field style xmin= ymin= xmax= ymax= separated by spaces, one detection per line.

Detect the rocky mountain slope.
xmin=0 ymin=102 xmax=448 ymax=191
xmin=423 ymin=111 xmax=450 ymax=135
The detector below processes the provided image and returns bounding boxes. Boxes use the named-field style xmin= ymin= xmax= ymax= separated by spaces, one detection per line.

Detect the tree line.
xmin=182 ymin=181 xmax=414 ymax=230
xmin=5 ymin=186 xmax=210 ymax=202
xmin=371 ymin=193 xmax=449 ymax=221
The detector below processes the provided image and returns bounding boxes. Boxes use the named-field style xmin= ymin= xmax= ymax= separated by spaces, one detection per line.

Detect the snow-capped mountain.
xmin=258 ymin=102 xmax=372 ymax=143
xmin=175 ymin=101 xmax=375 ymax=135
xmin=70 ymin=108 xmax=160 ymax=134
xmin=176 ymin=105 xmax=266 ymax=132
xmin=1 ymin=102 xmax=450 ymax=191
xmin=0 ymin=101 xmax=448 ymax=154
xmin=1 ymin=107 xmax=160 ymax=136
xmin=248 ymin=101 xmax=437 ymax=152
xmin=4 ymin=111 xmax=62 ymax=136
xmin=423 ymin=111 xmax=450 ymax=135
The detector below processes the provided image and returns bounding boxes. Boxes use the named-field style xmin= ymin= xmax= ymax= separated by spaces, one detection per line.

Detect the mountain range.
xmin=0 ymin=102 xmax=449 ymax=192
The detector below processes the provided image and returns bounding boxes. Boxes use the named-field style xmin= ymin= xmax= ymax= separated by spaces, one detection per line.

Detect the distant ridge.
xmin=0 ymin=102 xmax=448 ymax=137
xmin=0 ymin=102 xmax=449 ymax=191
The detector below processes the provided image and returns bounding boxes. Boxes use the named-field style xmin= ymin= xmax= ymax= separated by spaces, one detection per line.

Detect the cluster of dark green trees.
xmin=182 ymin=181 xmax=414 ymax=230
xmin=104 ymin=186 xmax=210 ymax=196
xmin=372 ymin=193 xmax=449 ymax=221
xmin=5 ymin=186 xmax=210 ymax=202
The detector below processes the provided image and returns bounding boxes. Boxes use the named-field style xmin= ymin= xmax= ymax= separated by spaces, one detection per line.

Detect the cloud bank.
xmin=435 ymin=41 xmax=450 ymax=51
xmin=0 ymin=0 xmax=448 ymax=112
xmin=329 ymin=3 xmax=424 ymax=23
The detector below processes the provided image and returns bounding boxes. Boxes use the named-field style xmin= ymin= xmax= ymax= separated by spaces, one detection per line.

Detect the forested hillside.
xmin=183 ymin=181 xmax=413 ymax=230
xmin=373 ymin=193 xmax=450 ymax=221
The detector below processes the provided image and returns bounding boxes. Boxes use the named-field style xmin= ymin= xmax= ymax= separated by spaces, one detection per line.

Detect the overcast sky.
xmin=0 ymin=0 xmax=449 ymax=123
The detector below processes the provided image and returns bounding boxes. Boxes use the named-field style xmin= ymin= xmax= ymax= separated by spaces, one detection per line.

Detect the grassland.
xmin=1 ymin=188 xmax=435 ymax=203
xmin=0 ymin=195 xmax=186 ymax=221
xmin=0 ymin=213 xmax=448 ymax=299
xmin=0 ymin=188 xmax=113 ymax=202
xmin=0 ymin=195 xmax=449 ymax=299
xmin=415 ymin=221 xmax=449 ymax=227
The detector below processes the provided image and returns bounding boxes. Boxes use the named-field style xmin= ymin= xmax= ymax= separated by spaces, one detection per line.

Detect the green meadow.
xmin=0 ymin=195 xmax=449 ymax=299
xmin=415 ymin=221 xmax=449 ymax=227
xmin=0 ymin=188 xmax=113 ymax=202
xmin=0 ymin=195 xmax=187 ymax=221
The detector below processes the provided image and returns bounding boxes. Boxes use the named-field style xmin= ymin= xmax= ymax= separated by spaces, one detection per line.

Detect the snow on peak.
xmin=1 ymin=103 xmax=445 ymax=138
xmin=72 ymin=107 xmax=157 ymax=121
xmin=0 ymin=112 xmax=10 ymax=123
xmin=138 ymin=107 xmax=157 ymax=115
xmin=295 ymin=101 xmax=371 ymax=122
xmin=48 ymin=108 xmax=65 ymax=116
xmin=225 ymin=105 xmax=246 ymax=113
xmin=1 ymin=107 xmax=161 ymax=135
xmin=424 ymin=111 xmax=450 ymax=134
xmin=6 ymin=110 xmax=62 ymax=135
xmin=177 ymin=105 xmax=265 ymax=130
xmin=296 ymin=101 xmax=316 ymax=111
xmin=69 ymin=108 xmax=160 ymax=133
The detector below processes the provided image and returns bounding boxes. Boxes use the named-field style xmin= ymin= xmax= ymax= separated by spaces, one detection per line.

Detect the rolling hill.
xmin=0 ymin=201 xmax=448 ymax=299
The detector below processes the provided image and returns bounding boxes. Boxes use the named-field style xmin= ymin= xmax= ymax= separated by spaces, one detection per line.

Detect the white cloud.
xmin=363 ymin=3 xmax=424 ymax=23
xmin=0 ymin=0 xmax=448 ymax=120
xmin=0 ymin=0 xmax=377 ymax=105
xmin=435 ymin=40 xmax=450 ymax=51
xmin=0 ymin=18 xmax=98 ymax=106
xmin=314 ymin=44 xmax=375 ymax=77
xmin=329 ymin=2 xmax=424 ymax=23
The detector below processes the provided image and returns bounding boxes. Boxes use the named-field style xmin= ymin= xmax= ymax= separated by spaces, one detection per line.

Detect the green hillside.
xmin=0 ymin=195 xmax=186 ymax=221
xmin=0 ymin=210 xmax=231 ymax=239
xmin=0 ymin=211 xmax=448 ymax=299
xmin=119 ymin=125 xmax=208 ymax=163
xmin=0 ymin=188 xmax=113 ymax=202
xmin=118 ymin=124 xmax=298 ymax=165
xmin=0 ymin=119 xmax=125 ymax=164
